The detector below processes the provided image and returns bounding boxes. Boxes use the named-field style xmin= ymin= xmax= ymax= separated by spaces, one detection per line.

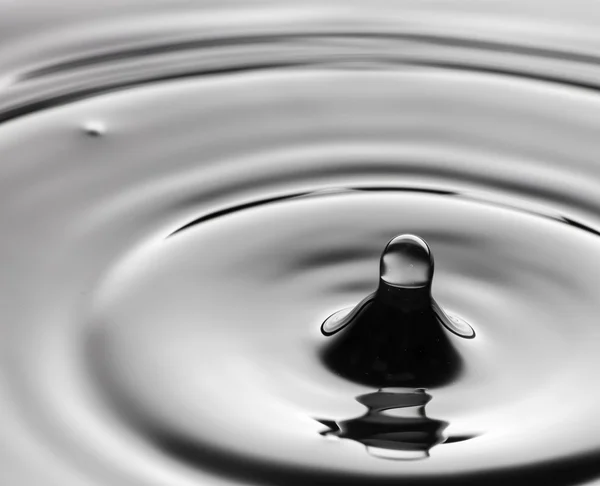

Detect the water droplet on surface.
xmin=83 ymin=121 xmax=106 ymax=137
xmin=322 ymin=233 xmax=475 ymax=339
xmin=320 ymin=234 xmax=469 ymax=389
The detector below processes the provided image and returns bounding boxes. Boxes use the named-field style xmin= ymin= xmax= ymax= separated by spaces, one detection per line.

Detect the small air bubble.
xmin=83 ymin=121 xmax=106 ymax=137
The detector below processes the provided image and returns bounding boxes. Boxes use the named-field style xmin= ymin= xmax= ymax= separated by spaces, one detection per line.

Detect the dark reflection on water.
xmin=317 ymin=389 xmax=449 ymax=460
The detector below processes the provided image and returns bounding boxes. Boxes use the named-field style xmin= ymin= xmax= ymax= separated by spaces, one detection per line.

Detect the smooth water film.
xmin=1 ymin=1 xmax=600 ymax=485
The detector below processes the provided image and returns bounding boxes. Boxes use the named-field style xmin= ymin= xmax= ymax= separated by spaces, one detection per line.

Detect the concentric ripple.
xmin=2 ymin=3 xmax=600 ymax=485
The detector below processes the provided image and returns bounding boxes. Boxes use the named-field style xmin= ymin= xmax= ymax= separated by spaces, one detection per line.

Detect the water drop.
xmin=380 ymin=234 xmax=433 ymax=288
xmin=322 ymin=234 xmax=475 ymax=338
xmin=83 ymin=121 xmax=106 ymax=137
xmin=320 ymin=234 xmax=474 ymax=388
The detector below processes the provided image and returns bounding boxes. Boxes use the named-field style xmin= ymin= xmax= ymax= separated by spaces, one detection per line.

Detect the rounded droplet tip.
xmin=380 ymin=234 xmax=433 ymax=288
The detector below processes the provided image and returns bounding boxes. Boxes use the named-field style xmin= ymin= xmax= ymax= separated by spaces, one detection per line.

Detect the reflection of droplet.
xmin=318 ymin=389 xmax=449 ymax=460
xmin=367 ymin=446 xmax=429 ymax=461
xmin=83 ymin=121 xmax=106 ymax=137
